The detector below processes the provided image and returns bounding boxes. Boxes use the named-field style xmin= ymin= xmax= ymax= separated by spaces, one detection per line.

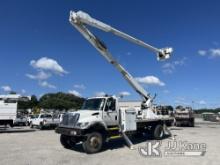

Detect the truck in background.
xmin=174 ymin=106 xmax=195 ymax=127
xmin=202 ymin=112 xmax=219 ymax=122
xmin=0 ymin=94 xmax=21 ymax=127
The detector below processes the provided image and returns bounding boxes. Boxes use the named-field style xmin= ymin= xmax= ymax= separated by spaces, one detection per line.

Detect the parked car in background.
xmin=14 ymin=115 xmax=28 ymax=126
xmin=30 ymin=113 xmax=60 ymax=129
xmin=27 ymin=114 xmax=38 ymax=126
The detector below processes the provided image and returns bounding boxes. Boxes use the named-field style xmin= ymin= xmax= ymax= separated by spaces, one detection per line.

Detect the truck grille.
xmin=61 ymin=113 xmax=79 ymax=127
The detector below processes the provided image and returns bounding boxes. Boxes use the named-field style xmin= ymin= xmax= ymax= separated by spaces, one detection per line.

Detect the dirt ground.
xmin=0 ymin=121 xmax=220 ymax=165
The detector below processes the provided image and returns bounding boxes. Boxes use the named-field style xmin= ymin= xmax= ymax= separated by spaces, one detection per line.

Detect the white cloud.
xmin=74 ymin=84 xmax=86 ymax=90
xmin=198 ymin=48 xmax=220 ymax=58
xmin=119 ymin=91 xmax=131 ymax=97
xmin=135 ymin=75 xmax=165 ymax=86
xmin=68 ymin=90 xmax=82 ymax=97
xmin=198 ymin=100 xmax=206 ymax=105
xmin=198 ymin=50 xmax=207 ymax=56
xmin=95 ymin=92 xmax=106 ymax=97
xmin=30 ymin=57 xmax=67 ymax=74
xmin=26 ymin=71 xmax=51 ymax=80
xmin=210 ymin=48 xmax=220 ymax=57
xmin=162 ymin=57 xmax=186 ymax=74
xmin=1 ymin=85 xmax=12 ymax=92
xmin=39 ymin=81 xmax=56 ymax=89
xmin=27 ymin=57 xmax=68 ymax=89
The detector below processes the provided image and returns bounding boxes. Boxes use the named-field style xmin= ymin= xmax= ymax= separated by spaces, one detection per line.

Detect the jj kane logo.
xmin=138 ymin=139 xmax=206 ymax=157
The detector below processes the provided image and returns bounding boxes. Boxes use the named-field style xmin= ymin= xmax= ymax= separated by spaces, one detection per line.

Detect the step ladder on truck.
xmin=55 ymin=10 xmax=174 ymax=153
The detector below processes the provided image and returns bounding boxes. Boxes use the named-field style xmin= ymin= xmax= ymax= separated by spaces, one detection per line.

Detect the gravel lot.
xmin=0 ymin=122 xmax=220 ymax=165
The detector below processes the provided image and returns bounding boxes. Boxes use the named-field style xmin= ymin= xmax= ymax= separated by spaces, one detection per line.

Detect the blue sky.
xmin=0 ymin=0 xmax=220 ymax=108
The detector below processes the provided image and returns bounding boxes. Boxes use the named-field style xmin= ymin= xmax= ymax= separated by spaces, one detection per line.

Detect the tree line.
xmin=18 ymin=92 xmax=85 ymax=112
xmin=17 ymin=92 xmax=220 ymax=114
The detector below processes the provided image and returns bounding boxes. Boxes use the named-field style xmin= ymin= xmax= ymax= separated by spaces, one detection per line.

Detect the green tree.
xmin=29 ymin=95 xmax=38 ymax=108
xmin=9 ymin=91 xmax=17 ymax=94
xmin=39 ymin=92 xmax=84 ymax=110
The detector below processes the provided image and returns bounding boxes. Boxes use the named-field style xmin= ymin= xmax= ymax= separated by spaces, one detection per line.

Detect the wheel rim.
xmin=89 ymin=136 xmax=101 ymax=149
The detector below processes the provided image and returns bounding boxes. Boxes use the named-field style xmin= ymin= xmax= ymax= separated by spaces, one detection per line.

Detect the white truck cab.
xmin=60 ymin=96 xmax=118 ymax=129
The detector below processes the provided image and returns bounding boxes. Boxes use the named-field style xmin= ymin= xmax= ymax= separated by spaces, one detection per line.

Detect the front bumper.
xmin=55 ymin=126 xmax=86 ymax=136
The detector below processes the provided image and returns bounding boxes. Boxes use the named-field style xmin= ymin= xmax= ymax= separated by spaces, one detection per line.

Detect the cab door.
xmin=103 ymin=97 xmax=118 ymax=126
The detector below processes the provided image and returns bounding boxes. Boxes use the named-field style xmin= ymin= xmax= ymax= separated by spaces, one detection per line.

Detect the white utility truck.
xmin=0 ymin=94 xmax=21 ymax=127
xmin=30 ymin=113 xmax=60 ymax=129
xmin=56 ymin=10 xmax=173 ymax=153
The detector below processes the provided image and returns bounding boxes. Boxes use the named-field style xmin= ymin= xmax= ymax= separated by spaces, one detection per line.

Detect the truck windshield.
xmin=81 ymin=98 xmax=105 ymax=110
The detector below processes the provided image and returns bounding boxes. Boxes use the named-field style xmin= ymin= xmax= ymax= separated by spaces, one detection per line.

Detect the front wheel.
xmin=82 ymin=132 xmax=103 ymax=154
xmin=60 ymin=135 xmax=76 ymax=149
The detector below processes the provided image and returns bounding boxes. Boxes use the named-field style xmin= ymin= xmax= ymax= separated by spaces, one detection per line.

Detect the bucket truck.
xmin=56 ymin=11 xmax=174 ymax=153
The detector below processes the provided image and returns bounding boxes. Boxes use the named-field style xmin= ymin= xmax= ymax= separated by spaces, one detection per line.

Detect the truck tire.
xmin=82 ymin=132 xmax=103 ymax=154
xmin=153 ymin=124 xmax=164 ymax=140
xmin=175 ymin=121 xmax=180 ymax=127
xmin=9 ymin=122 xmax=14 ymax=128
xmin=60 ymin=135 xmax=76 ymax=149
xmin=189 ymin=119 xmax=194 ymax=127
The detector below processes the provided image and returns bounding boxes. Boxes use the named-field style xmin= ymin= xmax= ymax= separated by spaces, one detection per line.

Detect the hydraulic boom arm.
xmin=69 ymin=10 xmax=173 ymax=107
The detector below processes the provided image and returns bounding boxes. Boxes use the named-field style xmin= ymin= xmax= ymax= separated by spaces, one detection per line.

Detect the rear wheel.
xmin=175 ymin=121 xmax=180 ymax=127
xmin=82 ymin=132 xmax=103 ymax=154
xmin=60 ymin=135 xmax=76 ymax=149
xmin=9 ymin=122 xmax=14 ymax=128
xmin=188 ymin=119 xmax=194 ymax=127
xmin=153 ymin=124 xmax=164 ymax=140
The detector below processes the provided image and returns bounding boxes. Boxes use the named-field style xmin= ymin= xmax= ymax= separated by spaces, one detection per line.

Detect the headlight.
xmin=76 ymin=122 xmax=89 ymax=129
